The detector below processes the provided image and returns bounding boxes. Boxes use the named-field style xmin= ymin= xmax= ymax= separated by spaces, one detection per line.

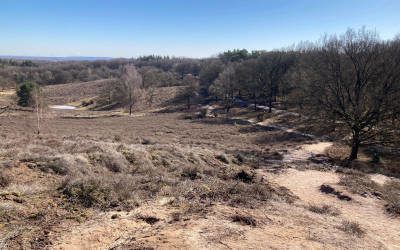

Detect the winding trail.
xmin=282 ymin=141 xmax=333 ymax=163
xmin=49 ymin=107 xmax=400 ymax=249
xmin=250 ymin=107 xmax=400 ymax=248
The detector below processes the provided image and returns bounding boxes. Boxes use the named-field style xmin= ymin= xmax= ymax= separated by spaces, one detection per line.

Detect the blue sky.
xmin=1 ymin=0 xmax=399 ymax=58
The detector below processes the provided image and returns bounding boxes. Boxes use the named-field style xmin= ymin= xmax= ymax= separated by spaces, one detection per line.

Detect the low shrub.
xmin=234 ymin=170 xmax=254 ymax=183
xmin=338 ymin=173 xmax=380 ymax=195
xmin=0 ymin=172 xmax=11 ymax=187
xmin=339 ymin=220 xmax=365 ymax=237
xmin=234 ymin=153 xmax=245 ymax=164
xmin=231 ymin=214 xmax=257 ymax=226
xmin=61 ymin=176 xmax=112 ymax=208
xmin=386 ymin=202 xmax=400 ymax=216
xmin=383 ymin=181 xmax=400 ymax=216
xmin=60 ymin=174 xmax=142 ymax=210
xmin=308 ymin=204 xmax=340 ymax=216
xmin=171 ymin=175 xmax=294 ymax=208
xmin=181 ymin=166 xmax=199 ymax=180
xmin=215 ymin=154 xmax=229 ymax=164
xmin=136 ymin=214 xmax=160 ymax=225
xmin=38 ymin=158 xmax=69 ymax=175
xmin=88 ymin=150 xmax=129 ymax=173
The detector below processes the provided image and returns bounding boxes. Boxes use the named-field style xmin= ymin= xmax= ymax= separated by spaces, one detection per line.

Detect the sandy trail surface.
xmin=271 ymin=169 xmax=400 ymax=249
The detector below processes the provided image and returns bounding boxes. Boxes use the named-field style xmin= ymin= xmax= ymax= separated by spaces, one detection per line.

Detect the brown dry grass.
xmin=0 ymin=107 xmax=299 ymax=248
xmin=43 ymin=79 xmax=113 ymax=105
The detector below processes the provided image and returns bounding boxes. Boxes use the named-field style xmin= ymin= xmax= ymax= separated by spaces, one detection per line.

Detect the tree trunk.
xmin=129 ymin=104 xmax=133 ymax=115
xmin=268 ymin=86 xmax=273 ymax=113
xmin=348 ymin=130 xmax=360 ymax=162
xmin=253 ymin=93 xmax=257 ymax=111
xmin=226 ymin=103 xmax=231 ymax=113
xmin=268 ymin=98 xmax=272 ymax=113
xmin=35 ymin=91 xmax=40 ymax=135
xmin=36 ymin=105 xmax=40 ymax=135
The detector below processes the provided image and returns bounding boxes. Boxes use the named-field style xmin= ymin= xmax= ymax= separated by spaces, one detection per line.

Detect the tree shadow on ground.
xmin=254 ymin=131 xmax=313 ymax=145
xmin=190 ymin=117 xmax=252 ymax=126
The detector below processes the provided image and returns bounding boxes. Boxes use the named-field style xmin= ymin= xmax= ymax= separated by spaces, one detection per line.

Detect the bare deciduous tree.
xmin=120 ymin=65 xmax=143 ymax=115
xmin=181 ymin=74 xmax=199 ymax=110
xmin=32 ymin=84 xmax=46 ymax=135
xmin=302 ymin=28 xmax=400 ymax=162
xmin=146 ymin=86 xmax=156 ymax=107
xmin=257 ymin=52 xmax=295 ymax=112
xmin=209 ymin=65 xmax=237 ymax=113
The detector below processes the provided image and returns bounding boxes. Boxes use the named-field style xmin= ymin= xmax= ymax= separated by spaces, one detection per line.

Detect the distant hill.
xmin=0 ymin=55 xmax=114 ymax=62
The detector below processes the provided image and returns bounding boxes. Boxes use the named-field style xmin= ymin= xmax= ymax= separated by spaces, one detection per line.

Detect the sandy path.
xmin=283 ymin=141 xmax=333 ymax=163
xmin=272 ymin=169 xmax=400 ymax=249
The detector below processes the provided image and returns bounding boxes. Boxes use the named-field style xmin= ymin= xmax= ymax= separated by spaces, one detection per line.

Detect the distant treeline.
xmin=2 ymin=28 xmax=400 ymax=161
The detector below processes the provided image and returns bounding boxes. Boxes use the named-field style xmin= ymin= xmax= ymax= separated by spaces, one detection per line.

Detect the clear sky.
xmin=1 ymin=0 xmax=399 ymax=58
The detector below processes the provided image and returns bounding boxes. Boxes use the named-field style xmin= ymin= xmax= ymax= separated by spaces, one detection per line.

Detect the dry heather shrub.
xmin=136 ymin=214 xmax=160 ymax=225
xmin=88 ymin=150 xmax=129 ymax=173
xmin=386 ymin=200 xmax=400 ymax=216
xmin=60 ymin=174 xmax=142 ymax=210
xmin=60 ymin=159 xmax=176 ymax=210
xmin=215 ymin=154 xmax=229 ymax=164
xmin=339 ymin=220 xmax=365 ymax=237
xmin=234 ymin=170 xmax=254 ymax=183
xmin=61 ymin=176 xmax=113 ymax=208
xmin=170 ymin=175 xmax=294 ymax=208
xmin=119 ymin=147 xmax=156 ymax=174
xmin=338 ymin=173 xmax=380 ymax=195
xmin=37 ymin=155 xmax=80 ymax=175
xmin=325 ymin=144 xmax=350 ymax=161
xmin=0 ymin=172 xmax=11 ymax=187
xmin=308 ymin=204 xmax=340 ymax=216
xmin=383 ymin=181 xmax=400 ymax=216
xmin=148 ymin=146 xmax=218 ymax=178
xmin=20 ymin=153 xmax=90 ymax=176
xmin=181 ymin=166 xmax=200 ymax=180
xmin=231 ymin=214 xmax=257 ymax=226
xmin=337 ymin=175 xmax=400 ymax=216
xmin=19 ymin=144 xmax=57 ymax=159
